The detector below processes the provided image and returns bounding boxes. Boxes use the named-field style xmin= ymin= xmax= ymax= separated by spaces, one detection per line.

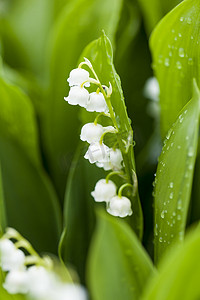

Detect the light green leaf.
xmin=138 ymin=0 xmax=182 ymax=34
xmin=142 ymin=226 xmax=200 ymax=300
xmin=0 ymin=0 xmax=53 ymax=74
xmin=0 ymin=77 xmax=40 ymax=167
xmin=42 ymin=0 xmax=123 ymax=198
xmin=87 ymin=210 xmax=156 ymax=300
xmin=150 ymin=0 xmax=200 ymax=138
xmin=153 ymin=80 xmax=200 ymax=264
xmin=79 ymin=32 xmax=143 ymax=239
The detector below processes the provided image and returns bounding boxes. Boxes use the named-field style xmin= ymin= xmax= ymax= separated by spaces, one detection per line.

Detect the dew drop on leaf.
xmin=178 ymin=48 xmax=185 ymax=57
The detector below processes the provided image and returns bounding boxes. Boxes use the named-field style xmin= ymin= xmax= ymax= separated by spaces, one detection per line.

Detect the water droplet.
xmin=177 ymin=145 xmax=181 ymax=150
xmin=164 ymin=202 xmax=166 ymax=206
xmin=161 ymin=210 xmax=165 ymax=219
xmin=187 ymin=17 xmax=192 ymax=24
xmin=177 ymin=214 xmax=181 ymax=220
xmin=191 ymin=36 xmax=194 ymax=40
xmin=174 ymin=36 xmax=177 ymax=41
xmin=172 ymin=212 xmax=176 ymax=217
xmin=188 ymin=147 xmax=194 ymax=157
xmin=164 ymin=58 xmax=170 ymax=67
xmin=171 ymin=29 xmax=175 ymax=33
xmin=159 ymin=237 xmax=163 ymax=243
xmin=180 ymin=17 xmax=184 ymax=22
xmin=177 ymin=199 xmax=182 ymax=210
xmin=154 ymin=224 xmax=158 ymax=236
xmin=169 ymin=192 xmax=174 ymax=199
xmin=178 ymin=33 xmax=182 ymax=38
xmin=169 ymin=51 xmax=172 ymax=57
xmin=176 ymin=61 xmax=182 ymax=69
xmin=171 ymin=234 xmax=174 ymax=238
xmin=171 ymin=142 xmax=174 ymax=147
xmin=169 ymin=182 xmax=174 ymax=188
xmin=158 ymin=55 xmax=163 ymax=64
xmin=178 ymin=48 xmax=185 ymax=57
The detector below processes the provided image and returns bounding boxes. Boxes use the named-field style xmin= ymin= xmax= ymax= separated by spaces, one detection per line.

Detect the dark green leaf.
xmin=87 ymin=210 xmax=155 ymax=300
xmin=150 ymin=0 xmax=200 ymax=137
xmin=153 ymin=80 xmax=200 ymax=264
xmin=60 ymin=145 xmax=104 ymax=282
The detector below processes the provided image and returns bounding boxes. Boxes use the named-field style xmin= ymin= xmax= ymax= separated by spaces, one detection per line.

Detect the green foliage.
xmin=150 ymin=0 xmax=200 ymax=137
xmin=0 ymin=0 xmax=200 ymax=299
xmin=87 ymin=210 xmax=155 ymax=300
xmin=142 ymin=226 xmax=200 ymax=300
xmin=153 ymin=80 xmax=200 ymax=263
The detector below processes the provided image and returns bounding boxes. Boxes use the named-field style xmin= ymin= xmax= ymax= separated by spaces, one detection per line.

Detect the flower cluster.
xmin=64 ymin=58 xmax=133 ymax=218
xmin=0 ymin=228 xmax=87 ymax=300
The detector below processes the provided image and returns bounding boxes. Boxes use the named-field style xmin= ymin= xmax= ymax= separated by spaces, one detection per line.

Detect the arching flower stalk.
xmin=65 ymin=57 xmax=137 ymax=218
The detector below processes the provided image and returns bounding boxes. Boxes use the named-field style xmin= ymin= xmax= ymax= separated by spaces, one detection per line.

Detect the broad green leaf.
xmin=0 ymin=77 xmax=40 ymax=167
xmin=0 ymin=77 xmax=62 ymax=252
xmin=142 ymin=226 xmax=200 ymax=300
xmin=79 ymin=32 xmax=143 ymax=239
xmin=60 ymin=145 xmax=104 ymax=282
xmin=87 ymin=210 xmax=156 ymax=300
xmin=42 ymin=0 xmax=123 ymax=198
xmin=153 ymin=80 xmax=200 ymax=264
xmin=0 ymin=0 xmax=53 ymax=74
xmin=138 ymin=0 xmax=182 ymax=34
xmin=150 ymin=0 xmax=200 ymax=138
xmin=0 ymin=136 xmax=62 ymax=253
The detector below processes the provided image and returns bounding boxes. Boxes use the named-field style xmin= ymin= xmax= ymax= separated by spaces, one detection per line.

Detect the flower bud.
xmin=64 ymin=86 xmax=89 ymax=108
xmin=107 ymin=196 xmax=132 ymax=218
xmin=0 ymin=241 xmax=25 ymax=272
xmin=67 ymin=68 xmax=90 ymax=87
xmin=80 ymin=123 xmax=104 ymax=144
xmin=91 ymin=179 xmax=117 ymax=202
xmin=86 ymin=92 xmax=109 ymax=113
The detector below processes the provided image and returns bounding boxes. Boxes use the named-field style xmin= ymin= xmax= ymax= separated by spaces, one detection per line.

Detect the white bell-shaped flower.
xmin=144 ymin=77 xmax=160 ymax=102
xmin=84 ymin=142 xmax=110 ymax=164
xmin=86 ymin=92 xmax=109 ymax=113
xmin=80 ymin=123 xmax=104 ymax=144
xmin=3 ymin=269 xmax=29 ymax=294
xmin=0 ymin=247 xmax=25 ymax=272
xmin=67 ymin=68 xmax=90 ymax=87
xmin=27 ymin=266 xmax=57 ymax=299
xmin=64 ymin=86 xmax=89 ymax=108
xmin=107 ymin=196 xmax=132 ymax=218
xmin=91 ymin=179 xmax=117 ymax=202
xmin=0 ymin=239 xmax=15 ymax=256
xmin=51 ymin=284 xmax=88 ymax=300
xmin=95 ymin=161 xmax=112 ymax=171
xmin=109 ymin=148 xmax=123 ymax=170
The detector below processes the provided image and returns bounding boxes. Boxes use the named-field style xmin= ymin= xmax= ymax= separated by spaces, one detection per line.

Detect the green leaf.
xmin=87 ymin=210 xmax=156 ymax=300
xmin=42 ymin=0 xmax=123 ymax=198
xmin=153 ymin=80 xmax=200 ymax=264
xmin=0 ymin=77 xmax=40 ymax=167
xmin=60 ymin=145 xmax=104 ymax=282
xmin=142 ymin=226 xmax=200 ymax=300
xmin=0 ymin=0 xmax=53 ymax=74
xmin=0 ymin=77 xmax=61 ymax=253
xmin=138 ymin=0 xmax=182 ymax=34
xmin=79 ymin=32 xmax=143 ymax=239
xmin=150 ymin=0 xmax=200 ymax=137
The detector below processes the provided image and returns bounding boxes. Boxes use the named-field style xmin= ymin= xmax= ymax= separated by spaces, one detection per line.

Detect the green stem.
xmin=118 ymin=183 xmax=133 ymax=198
xmin=106 ymin=171 xmax=125 ymax=183
xmin=94 ymin=112 xmax=110 ymax=125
